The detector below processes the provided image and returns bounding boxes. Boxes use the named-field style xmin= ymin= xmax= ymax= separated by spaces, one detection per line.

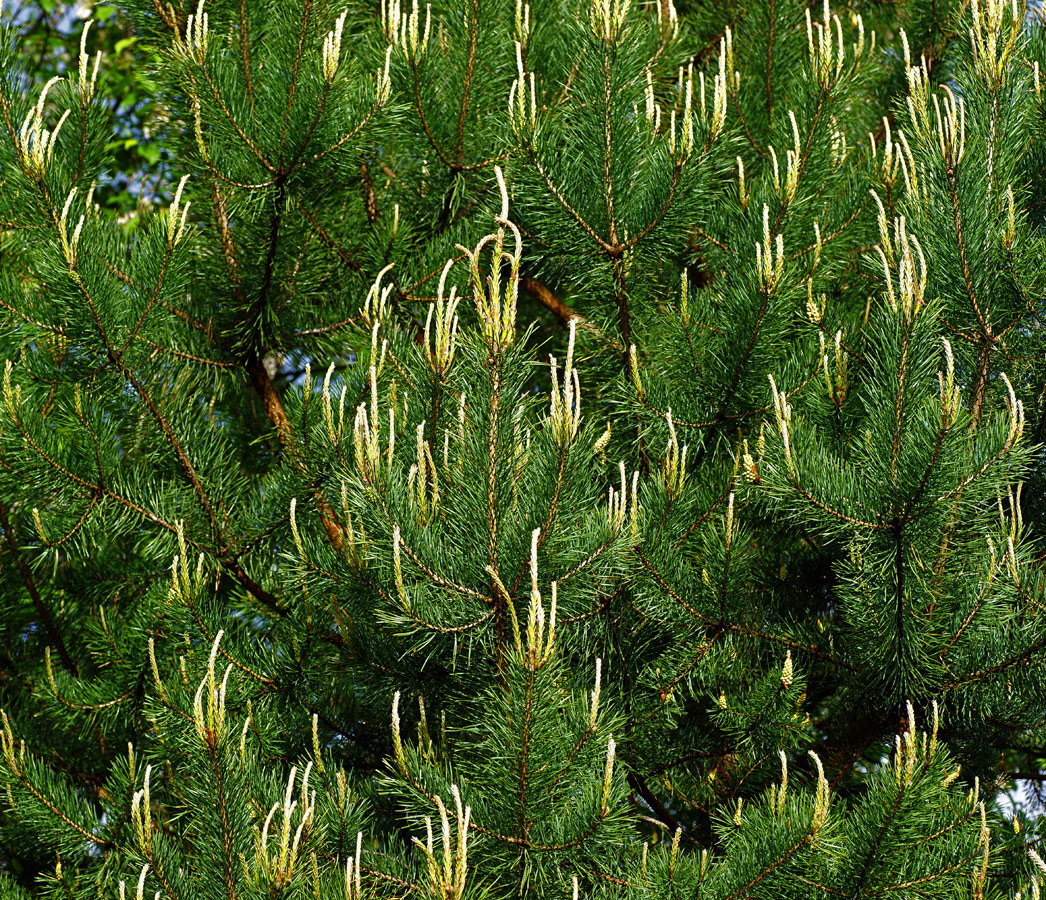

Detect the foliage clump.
xmin=0 ymin=0 xmax=1045 ymax=896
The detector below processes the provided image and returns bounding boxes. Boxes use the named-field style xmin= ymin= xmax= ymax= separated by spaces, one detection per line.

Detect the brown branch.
xmin=721 ymin=833 xmax=812 ymax=900
xmin=852 ymin=788 xmax=906 ymax=898
xmin=149 ymin=0 xmax=179 ymax=32
xmin=293 ymin=198 xmax=362 ymax=273
xmin=245 ymin=357 xmax=346 ymax=552
xmin=239 ymin=0 xmax=255 ymax=115
xmin=396 ymin=528 xmax=492 ymax=605
xmin=206 ymin=736 xmax=241 ymax=900
xmin=283 ymin=0 xmax=313 ymax=138
xmin=407 ymin=60 xmax=455 ymax=169
xmin=0 ymin=502 xmax=76 ymax=673
xmin=764 ymin=0 xmax=776 ymax=128
xmin=518 ymin=666 xmax=535 ymax=842
xmin=636 ymin=548 xmax=860 ymax=670
xmin=627 ymin=771 xmax=680 ymax=834
xmin=192 ymin=67 xmax=274 ymax=172
xmin=456 ymin=0 xmax=480 ymax=166
xmin=946 ymin=164 xmax=994 ymax=423
xmin=9 ymin=759 xmax=109 ymax=847
xmin=520 ymin=275 xmax=620 ymax=349
xmin=526 ymin=144 xmax=611 ymax=252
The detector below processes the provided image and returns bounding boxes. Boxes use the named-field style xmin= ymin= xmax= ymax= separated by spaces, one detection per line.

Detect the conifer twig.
xmin=520 ymin=275 xmax=620 ymax=348
xmin=0 ymin=501 xmax=75 ymax=674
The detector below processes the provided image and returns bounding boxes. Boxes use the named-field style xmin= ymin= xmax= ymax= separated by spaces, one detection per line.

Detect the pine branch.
xmin=0 ymin=502 xmax=75 ymax=674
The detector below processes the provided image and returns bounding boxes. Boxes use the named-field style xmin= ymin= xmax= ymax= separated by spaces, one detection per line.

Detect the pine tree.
xmin=0 ymin=0 xmax=1045 ymax=895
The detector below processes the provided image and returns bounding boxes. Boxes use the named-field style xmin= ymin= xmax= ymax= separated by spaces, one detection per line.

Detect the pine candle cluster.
xmin=0 ymin=0 xmax=1044 ymax=896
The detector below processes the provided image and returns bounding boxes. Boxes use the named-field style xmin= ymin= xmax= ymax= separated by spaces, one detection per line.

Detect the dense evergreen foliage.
xmin=0 ymin=0 xmax=1045 ymax=895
